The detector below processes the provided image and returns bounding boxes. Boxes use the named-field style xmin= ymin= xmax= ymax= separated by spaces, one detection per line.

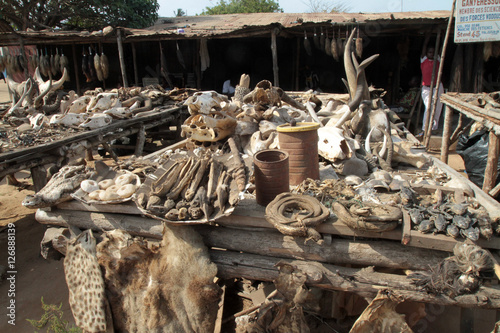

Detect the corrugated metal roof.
xmin=0 ymin=10 xmax=450 ymax=45
xmin=142 ymin=10 xmax=450 ymax=38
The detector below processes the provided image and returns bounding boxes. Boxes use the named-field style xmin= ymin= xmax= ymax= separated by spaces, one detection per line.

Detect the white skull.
xmin=103 ymin=106 xmax=132 ymax=119
xmin=29 ymin=113 xmax=49 ymax=130
xmin=184 ymin=91 xmax=229 ymax=115
xmin=50 ymin=113 xmax=88 ymax=127
xmin=87 ymin=92 xmax=120 ymax=112
xmin=67 ymin=96 xmax=91 ymax=114
xmin=181 ymin=113 xmax=236 ymax=142
xmin=79 ymin=113 xmax=112 ymax=129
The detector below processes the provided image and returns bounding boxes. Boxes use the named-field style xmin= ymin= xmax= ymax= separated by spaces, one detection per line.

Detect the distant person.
xmin=222 ymin=79 xmax=235 ymax=97
xmin=391 ymin=76 xmax=420 ymax=113
xmin=419 ymin=33 xmax=444 ymax=137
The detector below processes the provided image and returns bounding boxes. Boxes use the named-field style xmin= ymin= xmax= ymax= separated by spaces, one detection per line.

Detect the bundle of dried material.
xmin=350 ymin=290 xmax=413 ymax=333
xmin=228 ymin=136 xmax=246 ymax=192
xmin=97 ymin=226 xmax=221 ymax=332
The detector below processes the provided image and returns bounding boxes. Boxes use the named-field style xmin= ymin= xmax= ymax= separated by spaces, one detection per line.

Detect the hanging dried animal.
xmin=331 ymin=32 xmax=339 ymax=61
xmin=59 ymin=52 xmax=69 ymax=81
xmin=94 ymin=53 xmax=104 ymax=81
xmin=82 ymin=50 xmax=91 ymax=82
xmin=324 ymin=32 xmax=332 ymax=56
xmin=355 ymin=28 xmax=363 ymax=58
xmin=100 ymin=52 xmax=109 ymax=80
xmin=53 ymin=49 xmax=60 ymax=75
xmin=303 ymin=31 xmax=312 ymax=57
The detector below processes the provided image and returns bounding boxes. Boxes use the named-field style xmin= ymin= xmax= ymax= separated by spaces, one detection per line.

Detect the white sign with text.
xmin=455 ymin=0 xmax=500 ymax=43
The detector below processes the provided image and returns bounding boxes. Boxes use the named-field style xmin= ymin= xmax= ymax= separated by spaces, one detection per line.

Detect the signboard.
xmin=455 ymin=0 xmax=500 ymax=43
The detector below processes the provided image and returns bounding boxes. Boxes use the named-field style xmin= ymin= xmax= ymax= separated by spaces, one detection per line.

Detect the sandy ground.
xmin=0 ymin=80 xmax=11 ymax=104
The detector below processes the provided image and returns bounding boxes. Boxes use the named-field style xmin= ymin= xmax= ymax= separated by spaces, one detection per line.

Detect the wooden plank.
xmin=210 ymin=250 xmax=500 ymax=309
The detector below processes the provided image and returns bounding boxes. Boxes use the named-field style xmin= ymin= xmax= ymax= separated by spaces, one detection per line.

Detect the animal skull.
xmin=181 ymin=113 xmax=236 ymax=142
xmin=87 ymin=92 xmax=120 ymax=112
xmin=184 ymin=91 xmax=229 ymax=115
xmin=50 ymin=113 xmax=88 ymax=127
xmin=79 ymin=113 xmax=112 ymax=129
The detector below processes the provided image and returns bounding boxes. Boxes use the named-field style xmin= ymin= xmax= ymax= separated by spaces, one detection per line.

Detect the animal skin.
xmin=22 ymin=164 xmax=92 ymax=208
xmin=64 ymin=230 xmax=111 ymax=333
xmin=97 ymin=226 xmax=221 ymax=332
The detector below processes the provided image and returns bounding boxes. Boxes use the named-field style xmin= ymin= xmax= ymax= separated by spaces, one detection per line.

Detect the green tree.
xmin=174 ymin=8 xmax=186 ymax=17
xmin=0 ymin=0 xmax=159 ymax=31
xmin=201 ymin=0 xmax=283 ymax=15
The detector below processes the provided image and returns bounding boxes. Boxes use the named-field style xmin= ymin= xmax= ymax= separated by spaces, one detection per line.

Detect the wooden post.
xmin=271 ymin=28 xmax=279 ymax=87
xmin=31 ymin=165 xmax=47 ymax=192
xmin=72 ymin=44 xmax=81 ymax=95
xmin=422 ymin=29 xmax=441 ymax=144
xmin=425 ymin=0 xmax=455 ymax=149
xmin=134 ymin=124 xmax=146 ymax=157
xmin=131 ymin=42 xmax=139 ymax=86
xmin=483 ymin=131 xmax=500 ymax=193
xmin=295 ymin=37 xmax=300 ymax=91
xmin=440 ymin=104 xmax=453 ymax=163
xmin=116 ymin=28 xmax=129 ymax=88
xmin=195 ymin=39 xmax=201 ymax=89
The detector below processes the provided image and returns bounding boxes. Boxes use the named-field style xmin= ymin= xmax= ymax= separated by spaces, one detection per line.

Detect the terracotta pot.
xmin=253 ymin=149 xmax=289 ymax=206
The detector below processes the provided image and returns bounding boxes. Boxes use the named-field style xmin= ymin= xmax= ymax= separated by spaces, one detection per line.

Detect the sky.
xmin=157 ymin=0 xmax=454 ymax=17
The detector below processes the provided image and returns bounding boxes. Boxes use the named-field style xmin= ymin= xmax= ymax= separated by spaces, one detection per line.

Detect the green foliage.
xmin=0 ymin=0 xmax=159 ymax=31
xmin=201 ymin=0 xmax=283 ymax=15
xmin=26 ymin=297 xmax=81 ymax=333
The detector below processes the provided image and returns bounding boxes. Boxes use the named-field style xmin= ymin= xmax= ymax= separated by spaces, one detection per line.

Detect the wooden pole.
xmin=295 ymin=37 xmax=300 ymax=91
xmin=483 ymin=131 xmax=500 ymax=193
xmin=131 ymin=42 xmax=139 ymax=86
xmin=440 ymin=104 xmax=453 ymax=163
xmin=71 ymin=44 xmax=81 ymax=95
xmin=422 ymin=29 xmax=441 ymax=144
xmin=271 ymin=28 xmax=279 ymax=87
xmin=424 ymin=0 xmax=456 ymax=147
xmin=116 ymin=28 xmax=129 ymax=88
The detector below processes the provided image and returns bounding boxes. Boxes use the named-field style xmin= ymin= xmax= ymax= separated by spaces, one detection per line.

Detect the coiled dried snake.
xmin=265 ymin=193 xmax=330 ymax=244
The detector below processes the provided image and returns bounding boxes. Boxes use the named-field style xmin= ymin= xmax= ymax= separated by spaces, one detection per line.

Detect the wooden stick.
xmin=425 ymin=0 xmax=456 ymax=147
xmin=131 ymin=42 xmax=139 ymax=86
xmin=440 ymin=104 xmax=453 ymax=163
xmin=117 ymin=28 xmax=129 ymax=88
xmin=483 ymin=131 xmax=500 ymax=193
xmin=271 ymin=28 xmax=279 ymax=88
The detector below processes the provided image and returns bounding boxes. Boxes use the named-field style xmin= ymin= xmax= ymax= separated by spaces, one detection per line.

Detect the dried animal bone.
xmin=50 ymin=112 xmax=88 ymax=127
xmin=87 ymin=92 xmax=120 ymax=112
xmin=181 ymin=113 xmax=237 ymax=142
xmin=227 ymin=137 xmax=246 ymax=192
xmin=78 ymin=113 xmax=112 ymax=129
xmin=242 ymin=80 xmax=281 ymax=110
xmin=167 ymin=158 xmax=201 ymax=200
xmin=151 ymin=159 xmax=187 ymax=197
xmin=214 ymin=170 xmax=230 ymax=213
xmin=207 ymin=159 xmax=223 ymax=202
xmin=185 ymin=156 xmax=209 ymax=201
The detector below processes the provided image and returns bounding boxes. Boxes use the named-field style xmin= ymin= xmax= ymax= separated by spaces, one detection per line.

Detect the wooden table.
xmin=0 ymin=105 xmax=184 ymax=190
xmin=440 ymin=92 xmax=500 ymax=197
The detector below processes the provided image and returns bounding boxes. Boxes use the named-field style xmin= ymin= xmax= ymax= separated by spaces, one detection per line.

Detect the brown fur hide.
xmin=97 ymin=227 xmax=221 ymax=332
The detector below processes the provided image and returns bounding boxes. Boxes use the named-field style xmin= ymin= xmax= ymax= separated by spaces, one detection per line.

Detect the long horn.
xmin=2 ymin=78 xmax=32 ymax=118
xmin=344 ymin=28 xmax=357 ymax=100
xmin=50 ymin=67 xmax=68 ymax=92
xmin=378 ymin=127 xmax=388 ymax=159
xmin=365 ymin=126 xmax=375 ymax=154
xmin=34 ymin=66 xmax=45 ymax=87
xmin=34 ymin=77 xmax=52 ymax=108
xmin=5 ymin=75 xmax=21 ymax=101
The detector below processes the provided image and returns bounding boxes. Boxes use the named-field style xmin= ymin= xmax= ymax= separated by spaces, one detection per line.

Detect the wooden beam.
xmin=131 ymin=42 xmax=139 ymax=86
xmin=483 ymin=131 xmax=500 ymax=193
xmin=271 ymin=28 xmax=279 ymax=87
xmin=210 ymin=250 xmax=500 ymax=309
xmin=117 ymin=28 xmax=129 ymax=88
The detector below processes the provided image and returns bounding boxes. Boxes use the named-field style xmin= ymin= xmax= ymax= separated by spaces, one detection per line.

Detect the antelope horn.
xmin=378 ymin=128 xmax=388 ymax=159
xmin=3 ymin=78 xmax=32 ymax=118
xmin=51 ymin=67 xmax=68 ymax=92
xmin=344 ymin=28 xmax=357 ymax=100
xmin=34 ymin=66 xmax=45 ymax=87
xmin=365 ymin=127 xmax=375 ymax=154
xmin=34 ymin=77 xmax=52 ymax=108
xmin=6 ymin=75 xmax=21 ymax=101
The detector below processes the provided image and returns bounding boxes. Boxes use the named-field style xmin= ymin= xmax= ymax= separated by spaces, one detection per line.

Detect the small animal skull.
xmin=184 ymin=91 xmax=229 ymax=115
xmin=181 ymin=113 xmax=236 ymax=142
xmin=79 ymin=113 xmax=112 ymax=129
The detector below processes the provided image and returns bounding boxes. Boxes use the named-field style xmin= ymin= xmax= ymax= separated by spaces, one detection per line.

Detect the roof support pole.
xmin=131 ymin=42 xmax=139 ymax=86
xmin=117 ymin=28 xmax=129 ymax=88
xmin=71 ymin=44 xmax=81 ymax=95
xmin=424 ymin=0 xmax=456 ymax=147
xmin=271 ymin=28 xmax=279 ymax=87
xmin=295 ymin=36 xmax=300 ymax=91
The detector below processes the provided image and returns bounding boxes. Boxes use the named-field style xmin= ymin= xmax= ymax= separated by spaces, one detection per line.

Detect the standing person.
xmin=419 ymin=33 xmax=444 ymax=137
